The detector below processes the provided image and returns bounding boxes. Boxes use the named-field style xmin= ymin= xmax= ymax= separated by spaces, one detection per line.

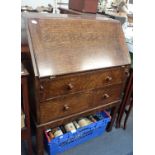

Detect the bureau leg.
xmin=106 ymin=105 xmax=119 ymax=132
xmin=36 ymin=128 xmax=44 ymax=155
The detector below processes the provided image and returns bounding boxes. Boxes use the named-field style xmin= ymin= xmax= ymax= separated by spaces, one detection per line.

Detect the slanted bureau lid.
xmin=27 ymin=14 xmax=131 ymax=78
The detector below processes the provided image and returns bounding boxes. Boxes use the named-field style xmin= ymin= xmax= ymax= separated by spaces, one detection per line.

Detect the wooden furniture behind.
xmin=68 ymin=0 xmax=99 ymax=13
xmin=59 ymin=7 xmax=85 ymax=15
xmin=26 ymin=14 xmax=131 ymax=155
xmin=116 ymin=68 xmax=133 ymax=129
xmin=59 ymin=7 xmax=108 ymax=18
xmin=21 ymin=63 xmax=32 ymax=155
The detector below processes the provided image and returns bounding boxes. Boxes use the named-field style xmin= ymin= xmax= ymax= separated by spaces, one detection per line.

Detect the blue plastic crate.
xmin=45 ymin=111 xmax=111 ymax=155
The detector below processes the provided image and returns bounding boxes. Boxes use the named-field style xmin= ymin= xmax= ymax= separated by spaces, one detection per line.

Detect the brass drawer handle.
xmin=103 ymin=94 xmax=110 ymax=99
xmin=105 ymin=76 xmax=112 ymax=82
xmin=68 ymin=83 xmax=74 ymax=90
xmin=64 ymin=104 xmax=70 ymax=111
xmin=40 ymin=85 xmax=44 ymax=90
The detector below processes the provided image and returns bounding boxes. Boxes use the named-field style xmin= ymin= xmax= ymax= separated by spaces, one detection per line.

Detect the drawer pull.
xmin=40 ymin=85 xmax=44 ymax=90
xmin=64 ymin=104 xmax=70 ymax=111
xmin=68 ymin=83 xmax=74 ymax=90
xmin=105 ymin=76 xmax=112 ymax=82
xmin=103 ymin=94 xmax=110 ymax=99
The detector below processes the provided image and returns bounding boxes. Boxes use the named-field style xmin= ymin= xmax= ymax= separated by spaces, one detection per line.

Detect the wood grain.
xmin=27 ymin=15 xmax=131 ymax=77
xmin=39 ymin=84 xmax=122 ymax=124
xmin=39 ymin=66 xmax=125 ymax=101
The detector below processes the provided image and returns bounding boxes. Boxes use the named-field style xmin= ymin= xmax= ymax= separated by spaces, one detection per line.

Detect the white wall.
xmin=21 ymin=0 xmax=69 ymax=8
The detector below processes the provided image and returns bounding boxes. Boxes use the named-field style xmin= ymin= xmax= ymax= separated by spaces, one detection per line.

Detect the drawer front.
xmin=39 ymin=67 xmax=126 ymax=101
xmin=93 ymin=84 xmax=122 ymax=107
xmin=39 ymin=84 xmax=122 ymax=124
xmin=39 ymin=91 xmax=93 ymax=124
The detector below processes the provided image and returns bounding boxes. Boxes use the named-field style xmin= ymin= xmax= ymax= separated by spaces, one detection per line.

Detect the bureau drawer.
xmin=39 ymin=91 xmax=93 ymax=124
xmin=93 ymin=84 xmax=122 ymax=107
xmin=39 ymin=84 xmax=122 ymax=124
xmin=39 ymin=67 xmax=126 ymax=101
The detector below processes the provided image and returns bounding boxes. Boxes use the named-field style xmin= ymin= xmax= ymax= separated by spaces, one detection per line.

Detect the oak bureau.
xmin=26 ymin=14 xmax=131 ymax=155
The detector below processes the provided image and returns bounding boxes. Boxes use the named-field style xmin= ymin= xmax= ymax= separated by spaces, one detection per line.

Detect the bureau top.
xmin=27 ymin=14 xmax=131 ymax=78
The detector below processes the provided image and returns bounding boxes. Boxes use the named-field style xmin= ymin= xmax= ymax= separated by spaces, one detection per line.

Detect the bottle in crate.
xmin=64 ymin=122 xmax=77 ymax=133
xmin=77 ymin=117 xmax=93 ymax=127
xmin=73 ymin=121 xmax=80 ymax=129
xmin=52 ymin=127 xmax=64 ymax=137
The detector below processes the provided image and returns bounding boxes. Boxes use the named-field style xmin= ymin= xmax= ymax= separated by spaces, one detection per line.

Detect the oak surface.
xmin=27 ymin=14 xmax=130 ymax=78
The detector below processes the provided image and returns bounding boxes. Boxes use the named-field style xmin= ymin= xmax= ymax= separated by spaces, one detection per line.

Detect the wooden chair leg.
xmin=116 ymin=102 xmax=126 ymax=128
xmin=116 ymin=70 xmax=133 ymax=128
xmin=116 ymin=87 xmax=131 ymax=129
xmin=124 ymin=99 xmax=133 ymax=130
xmin=116 ymin=87 xmax=132 ymax=128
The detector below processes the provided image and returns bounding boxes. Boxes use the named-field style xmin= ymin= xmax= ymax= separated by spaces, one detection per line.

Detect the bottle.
xmin=64 ymin=122 xmax=76 ymax=133
xmin=88 ymin=115 xmax=97 ymax=122
xmin=48 ymin=131 xmax=55 ymax=140
xmin=59 ymin=125 xmax=66 ymax=134
xmin=77 ymin=117 xmax=92 ymax=127
xmin=52 ymin=127 xmax=63 ymax=137
xmin=45 ymin=129 xmax=53 ymax=142
xmin=73 ymin=121 xmax=80 ymax=129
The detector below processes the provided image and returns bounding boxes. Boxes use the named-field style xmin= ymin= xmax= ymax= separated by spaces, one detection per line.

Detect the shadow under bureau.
xmin=26 ymin=14 xmax=131 ymax=155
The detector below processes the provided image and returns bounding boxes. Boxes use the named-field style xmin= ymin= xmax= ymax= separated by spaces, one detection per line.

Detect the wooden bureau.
xmin=26 ymin=14 xmax=131 ymax=155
